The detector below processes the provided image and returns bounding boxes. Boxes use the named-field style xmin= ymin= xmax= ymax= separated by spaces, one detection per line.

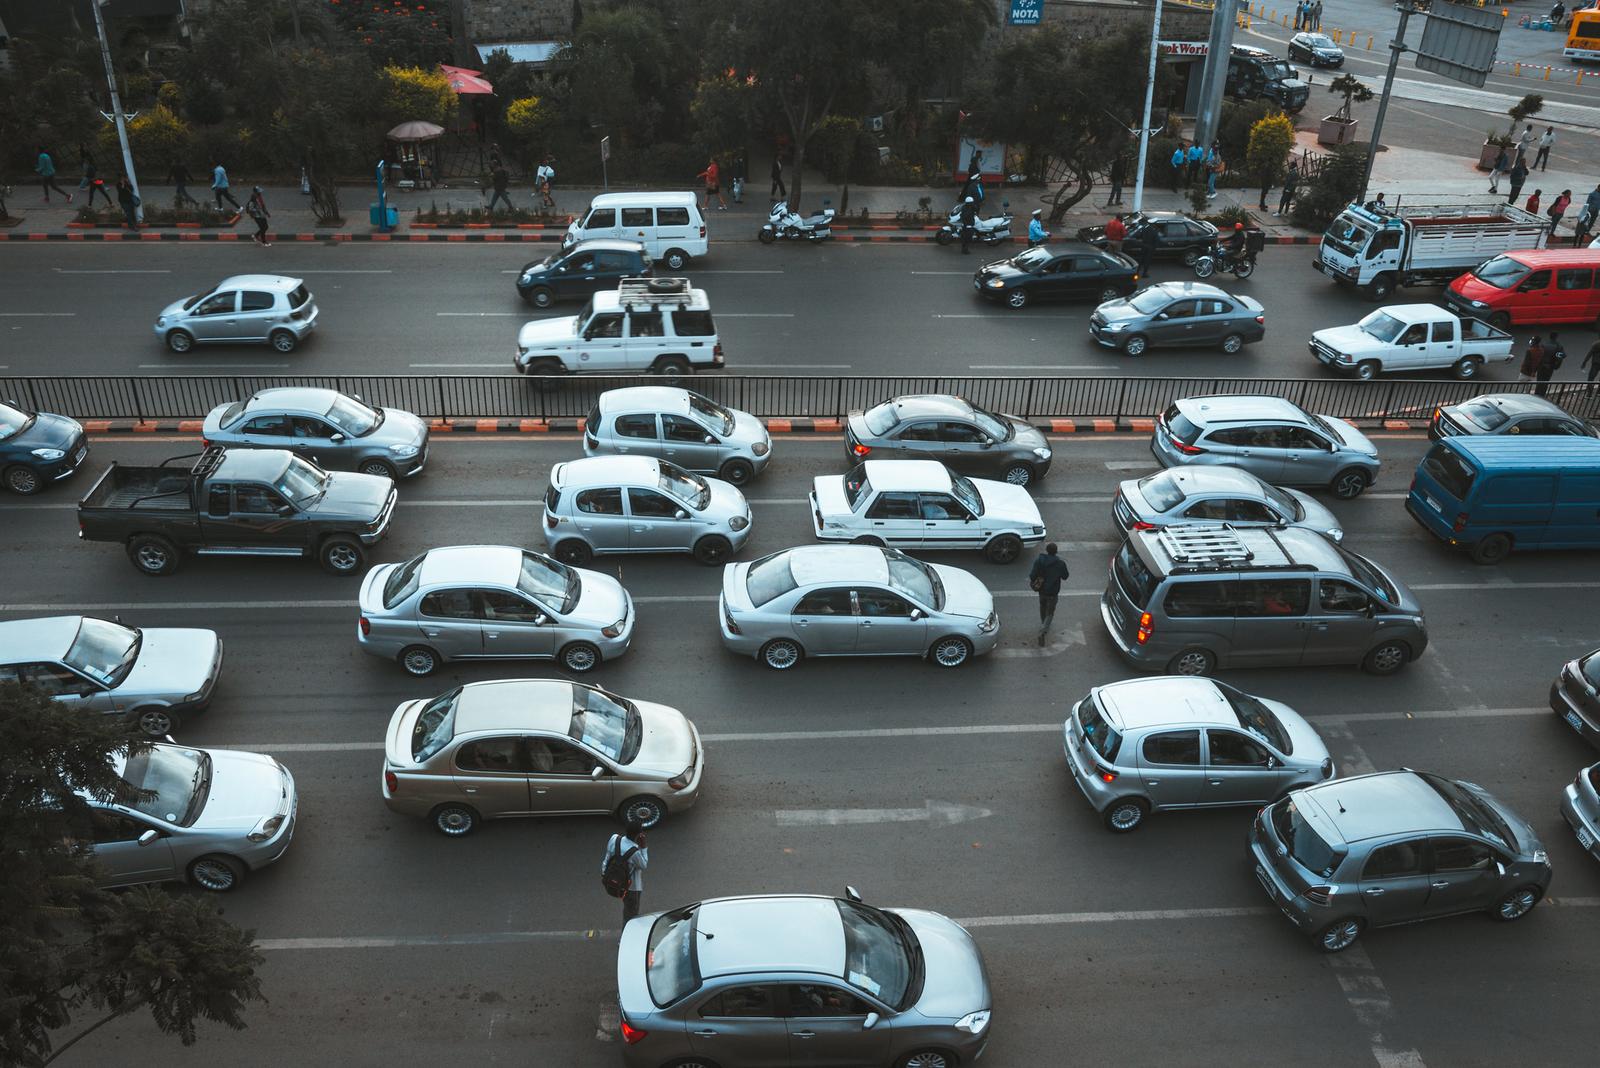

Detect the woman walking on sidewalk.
xmin=35 ymin=147 xmax=72 ymax=204
xmin=245 ymin=186 xmax=271 ymax=246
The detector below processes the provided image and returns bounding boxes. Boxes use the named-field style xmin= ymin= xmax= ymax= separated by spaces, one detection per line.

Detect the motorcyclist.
xmin=959 ymin=196 xmax=977 ymax=254
xmin=1222 ymin=221 xmax=1249 ymax=267
xmin=1027 ymin=209 xmax=1050 ymax=247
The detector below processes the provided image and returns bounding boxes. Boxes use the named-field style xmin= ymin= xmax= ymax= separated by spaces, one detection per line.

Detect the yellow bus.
xmin=1566 ymin=7 xmax=1600 ymax=63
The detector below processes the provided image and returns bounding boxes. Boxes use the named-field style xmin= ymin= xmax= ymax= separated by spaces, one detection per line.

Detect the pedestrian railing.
xmin=3 ymin=374 xmax=1595 ymax=425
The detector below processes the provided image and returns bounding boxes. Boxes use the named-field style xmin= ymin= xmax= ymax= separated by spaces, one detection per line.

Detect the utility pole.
xmin=1359 ymin=3 xmax=1419 ymax=202
xmin=1132 ymin=0 xmax=1163 ymax=213
xmin=90 ymin=0 xmax=142 ymax=223
xmin=1192 ymin=0 xmax=1245 ymax=151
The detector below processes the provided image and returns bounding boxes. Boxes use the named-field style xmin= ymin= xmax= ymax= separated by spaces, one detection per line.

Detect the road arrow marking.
xmin=775 ymin=799 xmax=993 ymax=826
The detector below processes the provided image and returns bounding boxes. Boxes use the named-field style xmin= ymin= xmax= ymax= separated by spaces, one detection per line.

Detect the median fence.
xmin=4 ymin=374 xmax=1597 ymax=426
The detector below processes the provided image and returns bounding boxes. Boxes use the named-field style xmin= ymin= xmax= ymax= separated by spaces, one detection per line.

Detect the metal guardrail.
xmin=2 ymin=374 xmax=1597 ymax=424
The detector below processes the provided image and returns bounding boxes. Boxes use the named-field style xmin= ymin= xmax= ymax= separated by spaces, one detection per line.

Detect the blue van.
xmin=1407 ymin=435 xmax=1600 ymax=563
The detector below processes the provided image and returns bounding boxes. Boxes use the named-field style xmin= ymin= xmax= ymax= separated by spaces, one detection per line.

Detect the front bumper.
xmin=40 ymin=438 xmax=92 ymax=483
xmin=170 ymin=639 xmax=224 ymax=715
xmin=360 ymin=489 xmax=399 ymax=545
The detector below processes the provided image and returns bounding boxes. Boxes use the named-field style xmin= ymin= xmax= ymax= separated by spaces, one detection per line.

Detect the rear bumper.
xmin=1550 ymin=679 xmax=1600 ymax=751
xmin=1561 ymin=781 xmax=1600 ymax=862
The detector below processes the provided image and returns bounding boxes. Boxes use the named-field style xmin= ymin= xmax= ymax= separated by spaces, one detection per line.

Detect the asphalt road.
xmin=6 ymin=432 xmax=1598 ymax=1066
xmin=4 ymin=243 xmax=1598 ymax=388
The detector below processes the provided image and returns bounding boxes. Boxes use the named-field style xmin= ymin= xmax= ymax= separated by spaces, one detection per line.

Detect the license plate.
xmin=1578 ymin=825 xmax=1596 ymax=850
xmin=1423 ymin=494 xmax=1441 ymax=513
xmin=1565 ymin=710 xmax=1586 ymax=733
xmin=73 ymin=446 xmax=87 ymax=464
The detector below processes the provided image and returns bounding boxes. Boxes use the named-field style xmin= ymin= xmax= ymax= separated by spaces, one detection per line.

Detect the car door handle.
xmin=1364 ymin=887 xmax=1385 ymax=895
xmin=462 ymin=787 xmax=479 ymax=794
xmin=1312 ymin=623 xmax=1329 ymax=631
xmin=1431 ymin=881 xmax=1450 ymax=889
xmin=792 ymin=1031 xmax=817 ymax=1039
xmin=795 ymin=619 xmax=809 ymax=627
xmin=534 ymin=788 xmax=549 ymax=795
xmin=861 ymin=621 xmax=875 ymax=627
xmin=1146 ymin=779 xmax=1160 ymax=786
xmin=691 ymin=1029 xmax=718 ymax=1037
xmin=423 ymin=629 xmax=442 ymax=637
xmin=485 ymin=631 xmax=502 ymax=639
xmin=1208 ymin=779 xmax=1224 ymax=786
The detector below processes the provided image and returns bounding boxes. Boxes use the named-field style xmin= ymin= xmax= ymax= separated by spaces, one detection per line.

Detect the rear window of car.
xmin=383 ymin=553 xmax=426 ymax=609
xmin=1162 ymin=406 xmax=1203 ymax=446
xmin=1113 ymin=542 xmax=1158 ymax=609
xmin=646 ymin=906 xmax=700 ymax=1006
xmin=658 ymin=207 xmax=691 ymax=226
xmin=672 ymin=310 xmax=715 ymax=336
xmin=288 ymin=285 xmax=311 ymax=307
xmin=1270 ymin=797 xmax=1344 ymax=878
xmin=1420 ymin=443 xmax=1476 ymax=500
xmin=411 ymin=688 xmax=460 ymax=762
xmin=219 ymin=401 xmax=246 ymax=427
xmin=585 ymin=408 xmax=600 ymax=437
xmin=544 ymin=484 xmax=562 ymax=514
xmin=863 ymin=402 xmax=899 ymax=437
xmin=1136 ymin=470 xmax=1186 ymax=512
xmin=1080 ymin=695 xmax=1122 ymax=761
xmin=1456 ymin=399 xmax=1509 ymax=431
xmin=745 ymin=553 xmax=799 ymax=606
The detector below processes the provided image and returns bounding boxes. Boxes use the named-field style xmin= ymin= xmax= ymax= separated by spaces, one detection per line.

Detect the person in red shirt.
xmin=1105 ymin=214 xmax=1127 ymax=254
xmin=697 ymin=158 xmax=725 ymax=212
xmin=1525 ymin=189 xmax=1541 ymax=216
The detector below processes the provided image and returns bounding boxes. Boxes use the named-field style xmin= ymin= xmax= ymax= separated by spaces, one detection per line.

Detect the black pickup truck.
xmin=78 ymin=447 xmax=396 ymax=576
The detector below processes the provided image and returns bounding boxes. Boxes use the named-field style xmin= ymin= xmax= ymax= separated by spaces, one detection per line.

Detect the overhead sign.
xmin=1416 ymin=4 xmax=1503 ymax=89
xmin=1008 ymin=0 xmax=1041 ymax=26
xmin=1160 ymin=40 xmax=1210 ymax=57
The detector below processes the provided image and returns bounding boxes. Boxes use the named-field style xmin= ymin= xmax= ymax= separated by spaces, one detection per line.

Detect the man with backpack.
xmin=601 ymin=824 xmax=648 ymax=923
xmin=1028 ymin=542 xmax=1071 ymax=645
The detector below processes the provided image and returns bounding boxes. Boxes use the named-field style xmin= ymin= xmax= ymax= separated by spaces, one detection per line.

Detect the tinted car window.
xmin=1432 ymin=837 xmax=1495 ymax=872
xmin=243 ymin=415 xmax=290 ymax=436
xmin=1233 ymin=578 xmax=1309 ymax=617
xmin=454 ymin=736 xmax=525 ymax=772
xmin=614 ymin=414 xmax=657 ymax=440
xmin=662 ymin=414 xmax=708 ymax=442
xmin=620 ymin=208 xmax=653 ymax=227
xmin=940 ymin=421 xmax=987 ymax=443
xmin=420 ymin=589 xmax=478 ymax=619
xmin=789 ymin=984 xmax=873 ymax=1017
xmin=594 ymin=251 xmax=632 ymax=271
xmin=1113 ymin=542 xmax=1158 ymax=609
xmin=587 ymin=314 xmax=624 ymax=339
xmin=747 ymin=554 xmax=799 ymax=606
xmin=1164 ymin=579 xmax=1234 ymax=618
xmin=1183 ymin=499 xmax=1230 ymax=521
xmin=1206 ymin=428 xmax=1260 ymax=447
xmin=527 ymin=737 xmax=598 ymax=774
xmin=1281 ymin=427 xmax=1328 ymax=450
xmin=896 ymin=422 xmax=943 ymax=442
xmin=195 ymin=292 xmax=236 ymax=315
xmin=585 ymin=209 xmax=616 ymax=227
xmin=628 ymin=488 xmax=681 ymax=518
xmin=1318 ymin=579 xmax=1370 ymax=613
xmin=630 ymin=311 xmax=665 ymax=338
xmin=794 ymin=588 xmax=853 ymax=615
xmin=1421 ymin=443 xmax=1476 ymax=498
xmin=576 ymin=488 xmax=624 ymax=515
xmin=647 ymin=907 xmax=699 ymax=1006
xmin=1143 ymin=730 xmax=1201 ymax=765
xmin=672 ymin=310 xmax=715 ymax=336
xmin=1558 ymin=268 xmax=1593 ymax=290
xmin=239 ymin=291 xmax=276 ymax=312
xmin=233 ymin=485 xmax=285 ymax=514
xmin=1207 ymin=730 xmax=1270 ymax=766
xmin=1362 ymin=840 xmax=1425 ymax=879
xmin=866 ymin=493 xmax=920 ymax=519
xmin=856 ymin=589 xmax=912 ymax=617
xmin=700 ymin=986 xmax=779 ymax=1018
xmin=288 ymin=285 xmax=311 ymax=307
xmin=919 ymin=494 xmax=967 ymax=520
xmin=658 ymin=207 xmax=691 ymax=226
xmin=1080 ymin=696 xmax=1122 ymax=761
xmin=479 ymin=590 xmax=544 ymax=622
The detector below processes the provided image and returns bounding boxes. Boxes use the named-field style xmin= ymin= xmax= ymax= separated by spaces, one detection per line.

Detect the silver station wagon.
xmin=381 ymin=678 xmax=704 ymax=834
xmin=154 ymin=274 xmax=318 ymax=353
xmin=202 ymin=387 xmax=429 ymax=480
xmin=584 ymin=386 xmax=772 ymax=485
xmin=543 ymin=455 xmax=752 ymax=567
xmin=1063 ymin=676 xmax=1332 ymax=832
xmin=719 ymin=545 xmax=999 ymax=670
xmin=356 ymin=545 xmax=634 ymax=676
xmin=0 ymin=615 xmax=223 ymax=738
xmin=1113 ymin=465 xmax=1344 ymax=542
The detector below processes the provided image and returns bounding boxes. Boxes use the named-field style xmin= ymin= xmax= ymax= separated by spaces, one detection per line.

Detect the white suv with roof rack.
xmin=513 ymin=277 xmax=724 ymax=380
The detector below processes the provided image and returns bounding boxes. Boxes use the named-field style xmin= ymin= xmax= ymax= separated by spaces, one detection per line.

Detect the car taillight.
xmin=1305 ymin=885 xmax=1335 ymax=906
xmin=201 ymin=438 xmax=211 ymax=448
xmin=698 ymin=224 xmax=706 ymax=238
xmin=1135 ymin=611 xmax=1153 ymax=645
xmin=359 ymin=616 xmax=370 ymax=636
xmin=1255 ymin=315 xmax=1265 ymax=324
xmin=851 ymin=442 xmax=871 ymax=457
xmin=713 ymin=342 xmax=724 ymax=360
xmin=1097 ymin=767 xmax=1117 ymax=783
xmin=1131 ymin=521 xmax=1156 ymax=531
xmin=384 ymin=770 xmax=398 ymax=793
xmin=546 ymin=511 xmax=559 ymax=529
xmin=1453 ymin=512 xmax=1469 ymax=533
xmin=1170 ymin=436 xmax=1204 ymax=455
xmin=620 ymin=1018 xmax=648 ymax=1045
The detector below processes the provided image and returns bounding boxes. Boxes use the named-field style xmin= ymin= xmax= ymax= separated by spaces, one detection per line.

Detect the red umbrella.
xmin=440 ymin=64 xmax=494 ymax=95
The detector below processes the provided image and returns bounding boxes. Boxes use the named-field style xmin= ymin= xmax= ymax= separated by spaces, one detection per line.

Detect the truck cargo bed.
xmin=80 ymin=466 xmax=195 ymax=511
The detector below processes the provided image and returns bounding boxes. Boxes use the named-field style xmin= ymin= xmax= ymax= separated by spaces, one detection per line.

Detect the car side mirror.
xmin=1495 ymin=861 xmax=1507 ymax=877
xmin=862 ymin=1012 xmax=880 ymax=1031
xmin=590 ymin=765 xmax=605 ymax=780
xmin=674 ymin=509 xmax=688 ymax=520
xmin=1266 ymin=755 xmax=1280 ymax=769
xmin=137 ymin=829 xmax=160 ymax=846
xmin=1363 ymin=603 xmax=1376 ymax=618
xmin=909 ymin=608 xmax=925 ymax=621
xmin=1155 ymin=312 xmax=1169 ymax=321
xmin=844 ymin=885 xmax=864 ymax=903
xmin=534 ymin=612 xmax=550 ymax=626
xmin=76 ymin=688 xmax=97 ymax=698
xmin=330 ymin=432 xmax=346 ymax=443
xmin=276 ymin=504 xmax=294 ymax=516
xmin=979 ymin=440 xmax=993 ymax=449
xmin=703 ymin=435 xmax=716 ymax=444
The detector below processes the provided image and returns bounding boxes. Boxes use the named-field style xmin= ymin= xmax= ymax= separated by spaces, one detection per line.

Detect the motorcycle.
xmin=758 ymin=200 xmax=835 ymax=244
xmin=935 ymin=202 xmax=1012 ymax=246
xmin=1192 ymin=233 xmax=1262 ymax=279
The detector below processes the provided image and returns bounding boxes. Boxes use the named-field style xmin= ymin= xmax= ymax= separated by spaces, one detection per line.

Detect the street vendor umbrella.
xmin=440 ymin=64 xmax=494 ymax=95
xmin=387 ymin=120 xmax=446 ymax=142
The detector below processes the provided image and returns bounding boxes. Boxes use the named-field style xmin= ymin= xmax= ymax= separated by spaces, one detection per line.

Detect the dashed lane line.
xmin=1329 ymin=946 xmax=1427 ymax=1068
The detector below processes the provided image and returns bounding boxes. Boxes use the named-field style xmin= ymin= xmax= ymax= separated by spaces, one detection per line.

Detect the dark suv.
xmin=516 ymin=239 xmax=652 ymax=308
xmin=1226 ymin=45 xmax=1309 ymax=112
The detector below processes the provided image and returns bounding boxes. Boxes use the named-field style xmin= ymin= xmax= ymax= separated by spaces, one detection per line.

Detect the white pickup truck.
xmin=1309 ymin=303 xmax=1516 ymax=381
xmin=513 ymin=277 xmax=724 ymax=379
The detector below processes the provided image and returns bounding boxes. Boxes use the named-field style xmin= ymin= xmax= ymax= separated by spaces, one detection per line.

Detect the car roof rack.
xmin=1151 ymin=524 xmax=1310 ymax=573
xmin=616 ymin=276 xmax=694 ymax=309
xmin=191 ymin=445 xmax=230 ymax=479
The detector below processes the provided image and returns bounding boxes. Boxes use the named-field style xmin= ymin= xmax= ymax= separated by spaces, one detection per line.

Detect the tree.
xmin=1291 ymin=143 xmax=1368 ymax=230
xmin=504 ymin=96 xmax=556 ymax=167
xmin=1246 ymin=112 xmax=1296 ymax=191
xmin=1505 ymin=92 xmax=1544 ymax=141
xmin=0 ymin=683 xmax=264 ymax=1066
xmin=1327 ymin=73 xmax=1373 ymax=122
xmin=377 ymin=65 xmax=457 ymax=129
xmin=689 ymin=71 xmax=759 ymax=160
xmin=556 ymin=4 xmax=694 ymax=148
xmin=98 ymin=104 xmax=192 ymax=173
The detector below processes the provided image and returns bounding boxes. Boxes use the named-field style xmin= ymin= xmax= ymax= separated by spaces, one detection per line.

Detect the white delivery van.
xmin=564 ymin=192 xmax=708 ymax=270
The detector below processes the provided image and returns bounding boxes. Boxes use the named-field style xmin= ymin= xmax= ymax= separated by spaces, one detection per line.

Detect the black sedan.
xmin=973 ymin=242 xmax=1139 ymax=310
xmin=514 ymin=238 xmax=651 ymax=308
xmin=1078 ymin=211 xmax=1219 ymax=265
xmin=0 ymin=400 xmax=89 ymax=495
xmin=1288 ymin=32 xmax=1345 ymax=67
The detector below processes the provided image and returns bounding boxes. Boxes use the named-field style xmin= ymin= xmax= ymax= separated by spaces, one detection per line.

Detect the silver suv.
xmin=154 ymin=274 xmax=318 ymax=354
xmin=202 ymin=387 xmax=429 ymax=480
xmin=542 ymin=455 xmax=752 ymax=567
xmin=1152 ymin=396 xmax=1380 ymax=500
xmin=583 ymin=386 xmax=771 ymax=485
xmin=1250 ymin=770 xmax=1552 ymax=952
xmin=1063 ymin=677 xmax=1332 ymax=832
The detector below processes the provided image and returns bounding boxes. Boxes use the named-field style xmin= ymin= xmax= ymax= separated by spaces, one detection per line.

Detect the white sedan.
xmin=810 ymin=460 xmax=1045 ymax=563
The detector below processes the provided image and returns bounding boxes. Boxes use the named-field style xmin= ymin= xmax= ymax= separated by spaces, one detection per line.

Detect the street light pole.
xmin=91 ymin=0 xmax=142 ymax=223
xmin=1132 ymin=0 xmax=1163 ymax=213
xmin=1359 ymin=3 xmax=1418 ymax=203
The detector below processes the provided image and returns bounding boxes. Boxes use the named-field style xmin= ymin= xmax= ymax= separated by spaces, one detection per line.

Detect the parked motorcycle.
xmin=1192 ymin=232 xmax=1263 ymax=279
xmin=758 ymin=201 xmax=835 ymax=244
xmin=935 ymin=203 xmax=1012 ymax=246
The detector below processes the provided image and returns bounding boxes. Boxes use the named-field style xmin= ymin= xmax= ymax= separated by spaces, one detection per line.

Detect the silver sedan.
xmin=357 ymin=545 xmax=634 ymax=676
xmin=1113 ymin=466 xmax=1344 ymax=542
xmin=719 ymin=544 xmax=999 ymax=669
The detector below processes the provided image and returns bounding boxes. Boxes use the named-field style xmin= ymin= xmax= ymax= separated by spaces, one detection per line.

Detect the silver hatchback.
xmin=543 ymin=455 xmax=752 ymax=567
xmin=719 ymin=545 xmax=1000 ymax=669
xmin=356 ymin=545 xmax=634 ymax=676
xmin=1063 ymin=676 xmax=1332 ymax=832
xmin=154 ymin=274 xmax=318 ymax=353
xmin=584 ymin=386 xmax=773 ymax=485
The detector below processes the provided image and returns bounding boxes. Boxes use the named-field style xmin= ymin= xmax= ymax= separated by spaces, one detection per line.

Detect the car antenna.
xmin=696 ymin=928 xmax=715 ymax=941
xmin=1336 ymin=798 xmax=1347 ymax=814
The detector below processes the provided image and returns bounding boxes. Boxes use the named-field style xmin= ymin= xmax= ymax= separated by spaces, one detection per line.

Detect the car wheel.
xmin=1315 ymin=917 xmax=1364 ymax=953
xmin=1219 ymin=332 xmax=1244 ymax=354
xmin=399 ymin=645 xmax=439 ymax=677
xmin=188 ymin=854 xmax=244 ymax=892
xmin=653 ymin=355 xmax=691 ymax=381
xmin=1006 ymin=288 xmax=1029 ymax=309
xmin=761 ymin=638 xmax=803 ymax=670
xmin=554 ymin=539 xmax=594 ymax=566
xmin=319 ymin=536 xmax=365 ymax=576
xmin=3 ymin=464 xmax=42 ymax=495
xmin=1470 ymin=532 xmax=1512 ymax=565
xmin=1002 ymin=462 xmax=1035 ymax=486
xmin=693 ymin=535 xmax=732 ymax=566
xmin=524 ymin=285 xmax=555 ymax=309
xmin=1103 ymin=797 xmax=1148 ymax=833
xmin=560 ymin=640 xmax=601 ymax=673
xmin=898 ymin=1049 xmax=957 ymax=1068
xmin=718 ymin=458 xmax=755 ymax=485
xmin=618 ymin=795 xmax=667 ymax=829
xmin=1491 ymin=884 xmax=1542 ymax=922
xmin=165 ymin=329 xmax=195 ymax=353
xmin=1361 ymin=639 xmax=1410 ymax=676
xmin=1330 ymin=467 xmax=1370 ymax=500
xmin=269 ymin=329 xmax=298 ymax=354
xmin=127 ymin=534 xmax=181 ymax=576
xmin=1452 ymin=355 xmax=1482 ymax=380
xmin=851 ymin=535 xmax=885 ymax=547
xmin=985 ymin=534 xmax=1024 ymax=563
xmin=1354 ymin=360 xmax=1380 ymax=381
xmin=662 ymin=249 xmax=688 ymax=271
xmin=1098 ymin=285 xmax=1122 ymax=302
xmin=432 ymin=804 xmax=478 ymax=836
xmin=1364 ymin=274 xmax=1395 ymax=301
xmin=1181 ymin=247 xmax=1201 ymax=266
xmin=358 ymin=458 xmax=398 ymax=479
xmin=127 ymin=706 xmax=178 ymax=738
xmin=930 ymin=635 xmax=973 ymax=668
xmin=1121 ymin=333 xmax=1148 ymax=357
xmin=663 ymin=1060 xmax=722 ymax=1068
xmin=528 ymin=357 xmax=563 ymax=378
xmin=1166 ymin=648 xmax=1216 ymax=676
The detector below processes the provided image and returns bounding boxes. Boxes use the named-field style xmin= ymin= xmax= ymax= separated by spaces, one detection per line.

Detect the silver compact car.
xmin=1063 ymin=676 xmax=1332 ymax=832
xmin=1113 ymin=465 xmax=1344 ymax=542
xmin=617 ymin=891 xmax=992 ymax=1068
xmin=812 ymin=460 xmax=1046 ymax=562
xmin=381 ymin=678 xmax=703 ymax=834
xmin=719 ymin=545 xmax=999 ymax=670
xmin=87 ymin=741 xmax=296 ymax=892
xmin=357 ymin=545 xmax=634 ymax=676
xmin=154 ymin=274 xmax=318 ymax=353
xmin=1560 ymin=761 xmax=1600 ymax=863
xmin=543 ymin=455 xmax=752 ymax=567
xmin=584 ymin=386 xmax=772 ymax=485
xmin=202 ymin=387 xmax=429 ymax=480
xmin=1250 ymin=769 xmax=1552 ymax=953
xmin=0 ymin=615 xmax=222 ymax=737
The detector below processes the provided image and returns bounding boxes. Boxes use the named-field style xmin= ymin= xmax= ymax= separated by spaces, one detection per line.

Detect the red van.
xmin=1445 ymin=249 xmax=1600 ymax=328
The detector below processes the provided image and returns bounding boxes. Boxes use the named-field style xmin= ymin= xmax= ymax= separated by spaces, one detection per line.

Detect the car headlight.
xmin=1032 ymin=447 xmax=1051 ymax=460
xmin=520 ymin=271 xmax=535 ymax=284
xmin=602 ymin=617 xmax=628 ymax=638
xmin=1531 ymin=848 xmax=1549 ymax=864
xmin=978 ymin=611 xmax=998 ymax=634
xmin=985 ymin=278 xmax=1006 ymax=288
xmin=30 ymin=448 xmax=65 ymax=461
xmin=729 ymin=515 xmax=749 ymax=532
xmin=1327 ymin=527 xmax=1344 ymax=542
xmin=247 ymin=815 xmax=286 ymax=842
xmin=1470 ymin=300 xmax=1487 ymax=309
xmin=389 ymin=443 xmax=420 ymax=457
xmin=955 ymin=1010 xmax=991 ymax=1035
xmin=668 ymin=765 xmax=694 ymax=790
xmin=1100 ymin=320 xmax=1125 ymax=331
xmin=156 ymin=317 xmax=166 ymax=327
xmin=751 ymin=441 xmax=770 ymax=457
xmin=1032 ymin=525 xmax=1046 ymax=535
xmin=183 ymin=688 xmax=208 ymax=703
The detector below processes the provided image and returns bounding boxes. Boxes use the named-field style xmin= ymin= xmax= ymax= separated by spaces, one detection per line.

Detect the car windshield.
xmin=863 ymin=401 xmax=900 ymax=437
xmin=659 ymin=461 xmax=711 ymax=510
xmin=1262 ymin=60 xmax=1295 ymax=80
xmin=646 ymin=906 xmax=700 ymax=1006
xmin=1334 ymin=545 xmax=1397 ymax=605
xmin=1080 ymin=695 xmax=1123 ymax=761
xmin=1219 ymin=683 xmax=1292 ymax=753
xmin=687 ymin=392 xmax=736 ymax=436
xmin=324 ymin=394 xmax=381 ymax=437
xmin=969 ymin=404 xmax=1012 ymax=442
xmin=520 ymin=551 xmax=580 ymax=613
xmin=1327 ymin=212 xmax=1374 ymax=252
xmin=65 ymin=617 xmax=141 ymax=688
xmin=0 ymin=402 xmax=35 ymax=441
xmin=1357 ymin=311 xmax=1406 ymax=343
xmin=844 ymin=464 xmax=872 ymax=509
xmin=120 ymin=745 xmax=211 ymax=827
xmin=1456 ymin=399 xmax=1509 ymax=431
xmin=838 ymin=900 xmax=918 ymax=1010
xmin=1012 ymin=247 xmax=1052 ymax=270
xmin=276 ymin=455 xmax=330 ymax=506
xmin=1421 ymin=443 xmax=1476 ymax=500
xmin=1136 ymin=470 xmax=1186 ymax=512
xmin=575 ymin=298 xmax=594 ymax=334
xmin=411 ymin=688 xmax=460 ymax=761
xmin=569 ymin=685 xmax=643 ymax=764
xmin=182 ymin=284 xmax=222 ymax=311
xmin=383 ymin=553 xmax=426 ymax=609
xmin=1421 ymin=773 xmax=1517 ymax=852
xmin=746 ymin=553 xmax=799 ymax=606
xmin=1271 ymin=798 xmax=1344 ymax=878
xmin=886 ymin=549 xmax=943 ymax=609
xmin=1128 ymin=287 xmax=1171 ymax=314
xmin=1472 ymin=255 xmax=1530 ymax=290
xmin=1303 ymin=33 xmax=1334 ymax=47
xmin=950 ymin=473 xmax=983 ymax=515
xmin=1260 ymin=481 xmax=1303 ymax=520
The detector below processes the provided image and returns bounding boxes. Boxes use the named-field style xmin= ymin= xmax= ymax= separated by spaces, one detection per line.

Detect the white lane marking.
xmin=409 ymin=363 xmax=511 ymax=368
xmin=0 ymin=312 xmax=76 ymax=317
xmin=909 ymin=271 xmax=973 ymax=275
xmin=1327 ymin=946 xmax=1427 ymax=1068
xmin=933 ymin=313 xmax=1076 ymax=319
xmin=746 ymin=363 xmax=853 ymax=368
xmin=1104 ymin=461 xmax=1154 ymax=470
xmin=775 ymin=799 xmax=993 ymax=826
xmin=716 ymin=312 xmax=795 ymax=318
xmin=971 ymin=364 xmax=1119 ymax=370
xmin=278 ymin=270 xmax=394 ymax=274
xmin=52 ymin=268 xmax=172 ymax=274
xmin=137 ymin=363 xmax=289 ymax=369
xmin=1317 ymin=720 xmax=1379 ymax=777
xmin=594 ymin=997 xmax=620 ymax=1043
xmin=435 ymin=311 xmax=519 ymax=317
xmin=683 ymin=269 xmax=786 ymax=274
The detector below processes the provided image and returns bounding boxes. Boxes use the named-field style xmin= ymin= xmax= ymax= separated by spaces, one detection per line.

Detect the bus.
xmin=1566 ymin=7 xmax=1600 ymax=63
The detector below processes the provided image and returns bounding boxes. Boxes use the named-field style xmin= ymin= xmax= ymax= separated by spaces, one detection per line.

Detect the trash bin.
xmin=369 ymin=202 xmax=398 ymax=228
